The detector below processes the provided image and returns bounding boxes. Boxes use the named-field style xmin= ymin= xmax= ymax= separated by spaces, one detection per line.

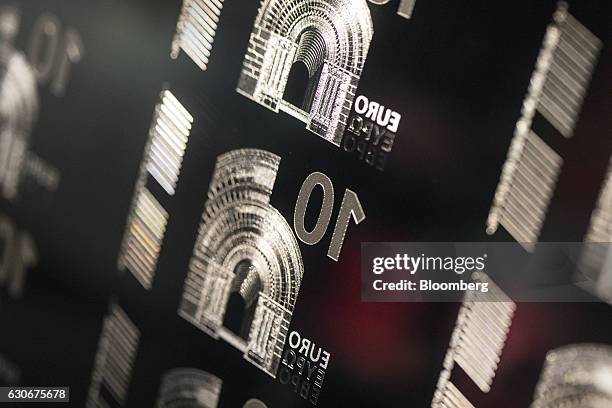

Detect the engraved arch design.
xmin=180 ymin=149 xmax=303 ymax=377
xmin=237 ymin=0 xmax=373 ymax=146
xmin=156 ymin=368 xmax=222 ymax=408
xmin=256 ymin=0 xmax=373 ymax=74
xmin=532 ymin=344 xmax=612 ymax=407
xmin=0 ymin=51 xmax=38 ymax=200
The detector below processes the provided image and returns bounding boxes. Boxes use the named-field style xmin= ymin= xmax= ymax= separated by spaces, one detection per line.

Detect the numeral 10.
xmin=294 ymin=172 xmax=366 ymax=261
xmin=27 ymin=13 xmax=84 ymax=97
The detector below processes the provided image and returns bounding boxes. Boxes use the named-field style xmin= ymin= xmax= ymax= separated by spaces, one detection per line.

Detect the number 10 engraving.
xmin=294 ymin=172 xmax=366 ymax=261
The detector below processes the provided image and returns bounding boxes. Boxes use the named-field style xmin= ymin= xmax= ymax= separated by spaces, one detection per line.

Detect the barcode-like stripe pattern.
xmin=454 ymin=276 xmax=516 ymax=393
xmin=488 ymin=130 xmax=563 ymax=251
xmin=118 ymin=90 xmax=192 ymax=290
xmin=171 ymin=0 xmax=225 ymax=71
xmin=147 ymin=90 xmax=193 ymax=196
xmin=119 ymin=189 xmax=168 ymax=289
xmin=432 ymin=274 xmax=515 ymax=407
xmin=537 ymin=9 xmax=602 ymax=138
xmin=434 ymin=381 xmax=476 ymax=408
xmin=87 ymin=304 xmax=140 ymax=407
xmin=487 ymin=3 xmax=600 ymax=250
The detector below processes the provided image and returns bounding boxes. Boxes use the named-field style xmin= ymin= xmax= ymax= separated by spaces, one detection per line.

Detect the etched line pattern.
xmin=171 ymin=0 xmax=225 ymax=71
xmin=119 ymin=188 xmax=169 ymax=289
xmin=86 ymin=304 xmax=140 ymax=407
xmin=156 ymin=368 xmax=222 ymax=408
xmin=434 ymin=381 xmax=476 ymax=408
xmin=431 ymin=274 xmax=515 ymax=407
xmin=455 ymin=276 xmax=516 ymax=393
xmin=584 ymin=162 xmax=612 ymax=244
xmin=486 ymin=2 xmax=600 ymax=250
xmin=178 ymin=149 xmax=304 ymax=377
xmin=537 ymin=6 xmax=602 ymax=138
xmin=579 ymin=158 xmax=612 ymax=297
xmin=147 ymin=90 xmax=193 ymax=196
xmin=236 ymin=0 xmax=373 ymax=145
xmin=179 ymin=149 xmax=283 ymax=330
xmin=117 ymin=90 xmax=191 ymax=289
xmin=488 ymin=130 xmax=563 ymax=251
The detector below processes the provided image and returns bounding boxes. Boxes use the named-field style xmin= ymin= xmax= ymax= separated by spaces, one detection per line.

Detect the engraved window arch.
xmin=237 ymin=0 xmax=374 ymax=146
xmin=179 ymin=149 xmax=304 ymax=377
xmin=156 ymin=368 xmax=270 ymax=408
xmin=532 ymin=344 xmax=612 ymax=407
xmin=156 ymin=368 xmax=222 ymax=408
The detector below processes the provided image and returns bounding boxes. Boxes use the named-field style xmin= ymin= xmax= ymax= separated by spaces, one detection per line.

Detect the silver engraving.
xmin=156 ymin=368 xmax=222 ymax=408
xmin=578 ymin=158 xmax=612 ymax=303
xmin=51 ymin=28 xmax=84 ymax=97
xmin=432 ymin=273 xmax=515 ymax=407
xmin=294 ymin=173 xmax=365 ymax=261
xmin=236 ymin=0 xmax=374 ymax=145
xmin=118 ymin=90 xmax=192 ymax=289
xmin=179 ymin=149 xmax=303 ymax=377
xmin=433 ymin=381 xmax=475 ymax=408
xmin=536 ymin=3 xmax=601 ymax=138
xmin=487 ymin=130 xmax=562 ymax=251
xmin=327 ymin=188 xmax=365 ymax=261
xmin=87 ymin=303 xmax=140 ymax=407
xmin=487 ymin=2 xmax=601 ymax=250
xmin=146 ymin=90 xmax=193 ymax=196
xmin=532 ymin=344 xmax=612 ymax=408
xmin=294 ymin=172 xmax=334 ymax=245
xmin=27 ymin=13 xmax=84 ymax=96
xmin=0 ymin=7 xmax=38 ymax=201
xmin=117 ymin=188 xmax=169 ymax=289
xmin=243 ymin=399 xmax=268 ymax=408
xmin=171 ymin=0 xmax=226 ymax=71
xmin=27 ymin=13 xmax=60 ymax=83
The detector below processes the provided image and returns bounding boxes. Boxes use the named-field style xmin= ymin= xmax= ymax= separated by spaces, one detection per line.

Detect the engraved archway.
xmin=237 ymin=0 xmax=373 ymax=146
xmin=179 ymin=149 xmax=304 ymax=377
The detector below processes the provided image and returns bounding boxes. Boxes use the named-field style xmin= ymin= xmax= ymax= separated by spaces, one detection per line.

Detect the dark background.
xmin=0 ymin=0 xmax=611 ymax=406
